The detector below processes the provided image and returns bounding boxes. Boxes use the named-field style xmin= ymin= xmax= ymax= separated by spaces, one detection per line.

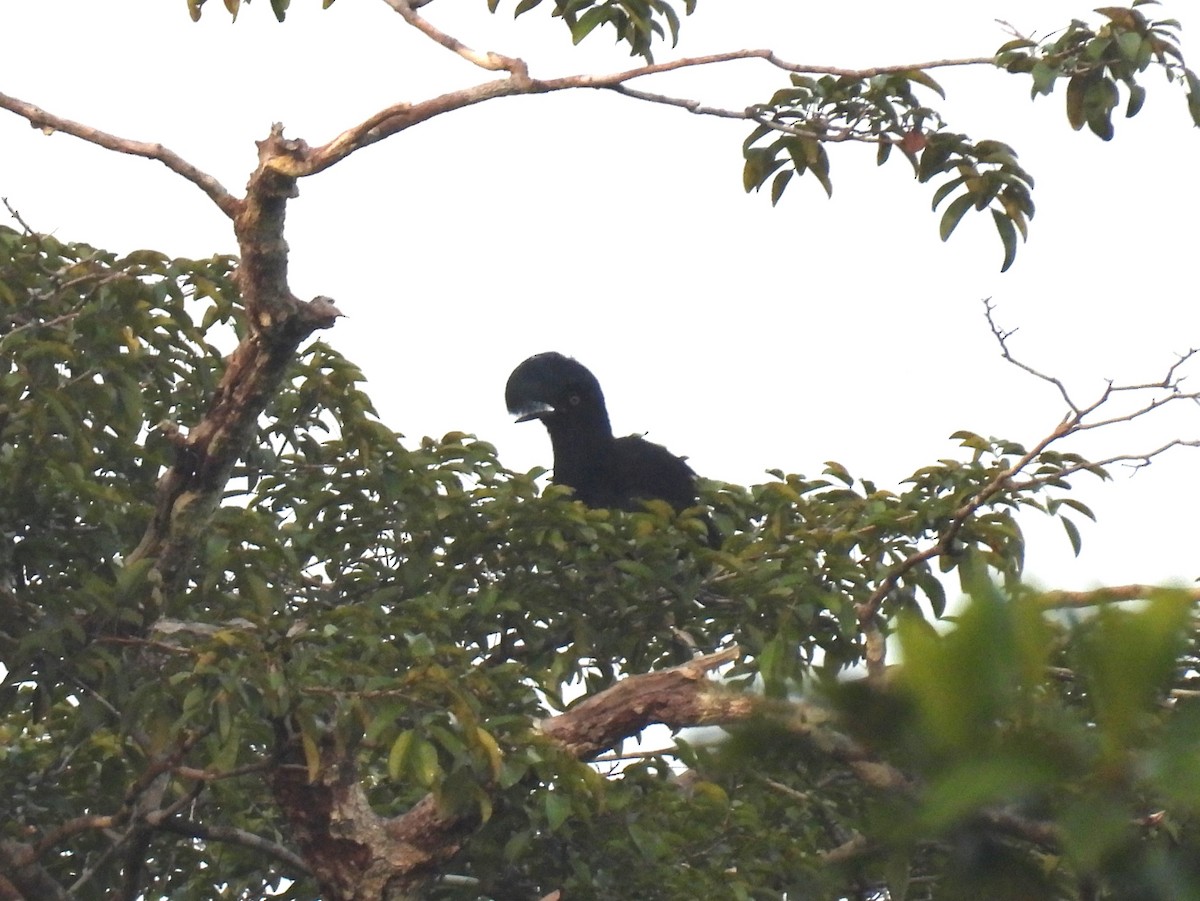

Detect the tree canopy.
xmin=2 ymin=3 xmax=1199 ymax=899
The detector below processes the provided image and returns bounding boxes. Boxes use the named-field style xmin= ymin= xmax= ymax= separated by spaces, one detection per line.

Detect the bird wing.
xmin=610 ymin=435 xmax=700 ymax=513
xmin=611 ymin=436 xmax=720 ymax=547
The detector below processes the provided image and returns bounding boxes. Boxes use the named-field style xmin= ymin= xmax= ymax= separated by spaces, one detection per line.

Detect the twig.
xmin=1011 ymin=439 xmax=1200 ymax=489
xmin=0 ymin=92 xmax=240 ymax=219
xmin=23 ymin=816 xmax=120 ymax=864
xmin=984 ymin=298 xmax=1079 ymax=414
xmin=155 ymin=818 xmax=311 ymax=875
xmin=591 ymin=746 xmax=682 ymax=763
xmin=173 ymin=759 xmax=274 ymax=783
xmin=2 ymin=196 xmax=39 ymax=236
xmin=383 ymin=0 xmax=529 ymax=78
xmin=606 ymin=83 xmax=747 ymax=119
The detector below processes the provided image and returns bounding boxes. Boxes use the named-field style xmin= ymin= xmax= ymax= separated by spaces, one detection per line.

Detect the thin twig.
xmin=984 ymin=298 xmax=1079 ymax=414
xmin=2 ymin=196 xmax=39 ymax=236
xmin=383 ymin=0 xmax=529 ymax=78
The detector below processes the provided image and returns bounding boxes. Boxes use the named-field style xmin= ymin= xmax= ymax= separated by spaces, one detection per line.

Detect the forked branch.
xmin=856 ymin=299 xmax=1200 ymax=678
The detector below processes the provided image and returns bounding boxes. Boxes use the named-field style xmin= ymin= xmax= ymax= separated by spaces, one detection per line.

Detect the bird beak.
xmin=512 ymin=401 xmax=555 ymax=423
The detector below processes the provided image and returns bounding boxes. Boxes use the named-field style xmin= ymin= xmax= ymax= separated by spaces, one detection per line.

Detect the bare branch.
xmin=383 ymin=0 xmax=529 ymax=77
xmin=0 ymin=92 xmax=241 ymax=219
xmin=985 ymin=298 xmax=1080 ymax=414
xmin=24 ymin=816 xmax=120 ymax=864
xmin=2 ymin=196 xmax=38 ymax=235
xmin=1037 ymin=584 xmax=1200 ymax=609
xmin=155 ymin=818 xmax=311 ymax=875
xmin=606 ymin=83 xmax=748 ymax=119
xmin=851 ymin=299 xmax=1200 ymax=666
xmin=539 ymin=646 xmax=745 ymax=758
xmin=1011 ymin=438 xmax=1200 ymax=490
xmin=302 ymin=45 xmax=1000 ymax=175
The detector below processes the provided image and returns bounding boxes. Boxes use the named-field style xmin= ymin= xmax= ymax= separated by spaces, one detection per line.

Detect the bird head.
xmin=505 ymin=352 xmax=609 ymax=430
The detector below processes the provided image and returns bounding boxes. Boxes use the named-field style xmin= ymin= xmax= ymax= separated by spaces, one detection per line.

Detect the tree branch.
xmin=155 ymin=818 xmax=312 ymax=875
xmin=271 ymin=648 xmax=750 ymax=897
xmin=855 ymin=299 xmax=1200 ymax=680
xmin=0 ymin=842 xmax=69 ymax=901
xmin=128 ymin=126 xmax=343 ymax=601
xmin=293 ymin=44 xmax=1000 ymax=176
xmin=383 ymin=0 xmax=529 ymax=76
xmin=1037 ymin=584 xmax=1200 ymax=609
xmin=0 ymin=91 xmax=241 ymax=219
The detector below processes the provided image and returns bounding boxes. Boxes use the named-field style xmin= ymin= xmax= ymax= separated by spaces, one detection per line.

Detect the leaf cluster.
xmin=825 ymin=580 xmax=1200 ymax=899
xmin=3 ymin=226 xmax=1198 ymax=899
xmin=496 ymin=0 xmax=695 ymax=61
xmin=742 ymin=70 xmax=1037 ymax=273
xmin=996 ymin=2 xmax=1200 ymax=139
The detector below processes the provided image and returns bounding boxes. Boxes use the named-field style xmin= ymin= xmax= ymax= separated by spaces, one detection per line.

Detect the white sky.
xmin=2 ymin=0 xmax=1198 ymax=594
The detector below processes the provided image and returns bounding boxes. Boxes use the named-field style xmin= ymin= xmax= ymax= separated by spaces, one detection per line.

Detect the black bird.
xmin=505 ymin=352 xmax=718 ymax=546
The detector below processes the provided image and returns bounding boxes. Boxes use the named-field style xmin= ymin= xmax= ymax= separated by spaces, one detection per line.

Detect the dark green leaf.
xmin=1061 ymin=516 xmax=1082 ymax=556
xmin=938 ymin=193 xmax=974 ymax=242
xmin=991 ymin=208 xmax=1019 ymax=272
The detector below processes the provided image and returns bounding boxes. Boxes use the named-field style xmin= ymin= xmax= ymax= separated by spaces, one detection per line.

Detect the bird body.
xmin=506 ymin=352 xmax=717 ymax=545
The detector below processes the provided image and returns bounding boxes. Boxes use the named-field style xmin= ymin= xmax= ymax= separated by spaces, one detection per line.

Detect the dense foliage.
xmin=3 ymin=225 xmax=1198 ymax=900
xmin=3 ymin=1 xmax=1199 ymax=898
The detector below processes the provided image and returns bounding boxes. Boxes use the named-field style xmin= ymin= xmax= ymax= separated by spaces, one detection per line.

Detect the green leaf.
xmin=769 ymin=169 xmax=792 ymax=206
xmin=388 ymin=731 xmax=441 ymax=787
xmin=1085 ymin=78 xmax=1120 ymax=140
xmin=809 ymin=141 xmax=833 ymax=198
xmin=544 ymin=791 xmax=572 ymax=831
xmin=1076 ymin=591 xmax=1194 ymax=750
xmin=904 ymin=68 xmax=946 ymax=99
xmin=1116 ymin=30 xmax=1144 ymax=64
xmin=823 ymin=460 xmax=854 ymax=486
xmin=991 ymin=208 xmax=1019 ymax=272
xmin=938 ymin=193 xmax=974 ymax=242
xmin=1030 ymin=60 xmax=1058 ymax=97
xmin=570 ymin=7 xmax=608 ymax=44
xmin=269 ymin=0 xmax=289 ymax=22
xmin=950 ymin=430 xmax=989 ymax=451
xmin=1126 ymin=83 xmax=1147 ymax=117
xmin=930 ymin=176 xmax=966 ymax=210
xmin=1060 ymin=516 xmax=1082 ymax=556
xmin=1066 ymin=75 xmax=1088 ymax=130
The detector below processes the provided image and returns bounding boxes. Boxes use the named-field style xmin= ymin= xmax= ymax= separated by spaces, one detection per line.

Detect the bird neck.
xmin=544 ymin=411 xmax=614 ymax=481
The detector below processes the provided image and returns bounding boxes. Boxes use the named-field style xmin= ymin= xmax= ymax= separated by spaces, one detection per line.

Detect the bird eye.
xmin=569 ymin=394 xmax=581 ymax=406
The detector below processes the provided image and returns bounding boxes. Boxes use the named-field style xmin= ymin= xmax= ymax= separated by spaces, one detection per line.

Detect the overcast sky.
xmin=2 ymin=0 xmax=1198 ymax=594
